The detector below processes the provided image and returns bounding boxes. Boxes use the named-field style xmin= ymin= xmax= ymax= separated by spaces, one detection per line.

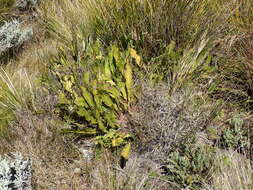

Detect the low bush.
xmin=89 ymin=155 xmax=173 ymax=190
xmin=130 ymin=82 xmax=218 ymax=163
xmin=44 ymin=40 xmax=142 ymax=155
xmin=15 ymin=0 xmax=38 ymax=10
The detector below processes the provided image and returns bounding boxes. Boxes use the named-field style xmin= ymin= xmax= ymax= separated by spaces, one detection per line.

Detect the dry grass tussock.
xmin=4 ymin=40 xmax=57 ymax=79
xmin=204 ymin=149 xmax=253 ymax=190
xmin=0 ymin=115 xmax=92 ymax=189
xmin=87 ymin=155 xmax=175 ymax=190
xmin=0 ymin=111 xmax=175 ymax=189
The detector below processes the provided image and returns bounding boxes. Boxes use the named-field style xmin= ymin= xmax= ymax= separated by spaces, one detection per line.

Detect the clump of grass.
xmin=83 ymin=0 xmax=227 ymax=58
xmin=41 ymin=0 xmax=230 ymax=60
xmin=0 ymin=67 xmax=37 ymax=142
xmin=88 ymin=154 xmax=173 ymax=190
xmin=205 ymin=149 xmax=253 ymax=190
xmin=39 ymin=0 xmax=87 ymax=57
xmin=0 ymin=0 xmax=15 ymax=21
xmin=210 ymin=0 xmax=253 ymax=109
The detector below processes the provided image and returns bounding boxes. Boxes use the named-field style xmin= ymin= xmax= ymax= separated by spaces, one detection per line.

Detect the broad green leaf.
xmin=167 ymin=41 xmax=176 ymax=55
xmin=112 ymin=137 xmax=124 ymax=147
xmin=118 ymin=81 xmax=127 ymax=100
xmin=109 ymin=59 xmax=116 ymax=74
xmin=98 ymin=120 xmax=107 ymax=132
xmin=105 ymin=86 xmax=121 ymax=99
xmin=63 ymin=80 xmax=73 ymax=93
xmin=110 ymin=45 xmax=120 ymax=62
xmin=104 ymin=111 xmax=118 ymax=128
xmin=94 ymin=94 xmax=102 ymax=110
xmin=81 ymin=86 xmax=95 ymax=108
xmin=104 ymin=60 xmax=112 ymax=79
xmin=77 ymin=108 xmax=97 ymax=124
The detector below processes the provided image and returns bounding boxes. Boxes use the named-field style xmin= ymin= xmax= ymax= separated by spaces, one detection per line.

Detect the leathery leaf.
xmin=129 ymin=48 xmax=142 ymax=67
xmin=101 ymin=94 xmax=114 ymax=107
xmin=121 ymin=143 xmax=131 ymax=160
xmin=74 ymin=97 xmax=88 ymax=108
xmin=81 ymin=86 xmax=95 ymax=108
xmin=58 ymin=93 xmax=70 ymax=105
xmin=124 ymin=61 xmax=133 ymax=101
xmin=61 ymin=128 xmax=97 ymax=135
xmin=77 ymin=108 xmax=97 ymax=124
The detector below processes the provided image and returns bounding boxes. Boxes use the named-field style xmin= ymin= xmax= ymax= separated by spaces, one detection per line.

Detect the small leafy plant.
xmin=221 ymin=115 xmax=250 ymax=151
xmin=165 ymin=139 xmax=216 ymax=189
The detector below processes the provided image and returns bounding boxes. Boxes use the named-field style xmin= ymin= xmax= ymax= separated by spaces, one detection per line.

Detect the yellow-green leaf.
xmin=129 ymin=48 xmax=141 ymax=67
xmin=112 ymin=137 xmax=124 ymax=147
xmin=74 ymin=97 xmax=88 ymax=108
xmin=77 ymin=108 xmax=97 ymax=124
xmin=61 ymin=128 xmax=97 ymax=135
xmin=101 ymin=94 xmax=114 ymax=107
xmin=63 ymin=80 xmax=73 ymax=93
xmin=83 ymin=72 xmax=90 ymax=85
xmin=81 ymin=86 xmax=95 ymax=108
xmin=58 ymin=93 xmax=69 ymax=104
xmin=104 ymin=61 xmax=112 ymax=79
xmin=94 ymin=94 xmax=102 ymax=110
xmin=118 ymin=81 xmax=127 ymax=100
xmin=121 ymin=143 xmax=131 ymax=159
xmin=98 ymin=120 xmax=107 ymax=132
xmin=124 ymin=61 xmax=133 ymax=101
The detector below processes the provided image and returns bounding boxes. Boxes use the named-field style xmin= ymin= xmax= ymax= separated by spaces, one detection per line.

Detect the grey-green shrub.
xmin=0 ymin=154 xmax=32 ymax=190
xmin=0 ymin=20 xmax=33 ymax=54
xmin=15 ymin=0 xmax=38 ymax=10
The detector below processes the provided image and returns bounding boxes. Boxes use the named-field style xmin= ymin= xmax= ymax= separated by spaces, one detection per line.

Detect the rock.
xmin=77 ymin=139 xmax=96 ymax=161
xmin=79 ymin=148 xmax=94 ymax=161
xmin=73 ymin=168 xmax=81 ymax=175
